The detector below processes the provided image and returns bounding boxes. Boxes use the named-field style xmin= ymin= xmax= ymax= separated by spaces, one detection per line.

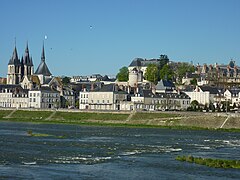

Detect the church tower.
xmin=7 ymin=46 xmax=22 ymax=84
xmin=35 ymin=44 xmax=52 ymax=84
xmin=21 ymin=42 xmax=34 ymax=78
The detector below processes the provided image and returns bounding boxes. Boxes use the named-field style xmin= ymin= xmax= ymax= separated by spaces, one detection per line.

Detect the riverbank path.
xmin=3 ymin=109 xmax=17 ymax=118
xmin=45 ymin=110 xmax=57 ymax=120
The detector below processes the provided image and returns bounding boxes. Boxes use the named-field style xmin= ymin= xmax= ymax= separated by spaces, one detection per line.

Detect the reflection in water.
xmin=0 ymin=122 xmax=240 ymax=179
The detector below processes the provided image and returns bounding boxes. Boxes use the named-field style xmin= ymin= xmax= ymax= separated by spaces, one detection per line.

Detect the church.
xmin=7 ymin=43 xmax=61 ymax=91
xmin=0 ymin=43 xmax=62 ymax=109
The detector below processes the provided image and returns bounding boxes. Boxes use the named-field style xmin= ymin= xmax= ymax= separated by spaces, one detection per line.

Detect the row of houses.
xmin=79 ymin=80 xmax=191 ymax=111
xmin=0 ymin=85 xmax=60 ymax=109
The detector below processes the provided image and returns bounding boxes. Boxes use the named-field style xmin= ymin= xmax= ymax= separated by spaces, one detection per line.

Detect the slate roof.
xmin=31 ymin=86 xmax=59 ymax=93
xmin=141 ymin=89 xmax=190 ymax=99
xmin=92 ymin=84 xmax=127 ymax=94
xmin=35 ymin=45 xmax=52 ymax=76
xmin=229 ymin=88 xmax=240 ymax=96
xmin=22 ymin=43 xmax=33 ymax=66
xmin=129 ymin=58 xmax=162 ymax=67
xmin=155 ymin=80 xmax=175 ymax=90
xmin=199 ymin=86 xmax=220 ymax=94
xmin=8 ymin=46 xmax=21 ymax=65
xmin=0 ymin=84 xmax=28 ymax=94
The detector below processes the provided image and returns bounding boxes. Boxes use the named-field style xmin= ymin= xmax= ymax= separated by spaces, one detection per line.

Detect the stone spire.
xmin=23 ymin=42 xmax=32 ymax=65
xmin=41 ymin=43 xmax=45 ymax=62
xmin=35 ymin=44 xmax=52 ymax=76
xmin=8 ymin=46 xmax=20 ymax=65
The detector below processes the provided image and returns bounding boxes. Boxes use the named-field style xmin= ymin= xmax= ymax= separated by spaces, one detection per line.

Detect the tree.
xmin=117 ymin=66 xmax=129 ymax=82
xmin=159 ymin=55 xmax=169 ymax=70
xmin=159 ymin=64 xmax=174 ymax=80
xmin=145 ymin=64 xmax=159 ymax=84
xmin=191 ymin=100 xmax=199 ymax=111
xmin=176 ymin=62 xmax=195 ymax=82
xmin=75 ymin=100 xmax=79 ymax=109
xmin=62 ymin=76 xmax=71 ymax=85
xmin=190 ymin=78 xmax=197 ymax=85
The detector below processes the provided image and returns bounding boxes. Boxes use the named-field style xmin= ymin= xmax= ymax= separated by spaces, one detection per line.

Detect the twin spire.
xmin=8 ymin=42 xmax=51 ymax=76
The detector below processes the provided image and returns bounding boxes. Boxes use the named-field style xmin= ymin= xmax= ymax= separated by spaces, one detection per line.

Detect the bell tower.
xmin=7 ymin=46 xmax=22 ymax=84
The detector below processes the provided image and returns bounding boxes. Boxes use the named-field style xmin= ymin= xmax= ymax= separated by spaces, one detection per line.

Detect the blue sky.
xmin=0 ymin=0 xmax=240 ymax=77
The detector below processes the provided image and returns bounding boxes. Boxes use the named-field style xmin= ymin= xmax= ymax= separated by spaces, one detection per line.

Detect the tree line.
xmin=117 ymin=55 xmax=195 ymax=84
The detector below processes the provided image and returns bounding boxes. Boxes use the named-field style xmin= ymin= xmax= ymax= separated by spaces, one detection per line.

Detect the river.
xmin=0 ymin=121 xmax=240 ymax=179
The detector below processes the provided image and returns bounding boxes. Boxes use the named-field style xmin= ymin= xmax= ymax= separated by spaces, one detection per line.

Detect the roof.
xmin=199 ymin=86 xmax=220 ymax=94
xmin=229 ymin=88 xmax=240 ymax=95
xmin=141 ymin=89 xmax=190 ymax=99
xmin=8 ymin=46 xmax=21 ymax=65
xmin=129 ymin=58 xmax=161 ymax=67
xmin=155 ymin=80 xmax=175 ymax=90
xmin=35 ymin=45 xmax=52 ymax=76
xmin=0 ymin=84 xmax=28 ymax=94
xmin=22 ymin=43 xmax=33 ymax=66
xmin=129 ymin=58 xmax=144 ymax=67
xmin=92 ymin=84 xmax=127 ymax=94
xmin=31 ymin=86 xmax=59 ymax=93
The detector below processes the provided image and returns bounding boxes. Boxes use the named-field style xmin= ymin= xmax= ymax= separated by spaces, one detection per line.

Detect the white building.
xmin=224 ymin=88 xmax=240 ymax=106
xmin=29 ymin=87 xmax=60 ymax=109
xmin=79 ymin=88 xmax=89 ymax=110
xmin=0 ymin=85 xmax=28 ymax=108
xmin=184 ymin=86 xmax=220 ymax=105
xmin=87 ymin=84 xmax=128 ymax=110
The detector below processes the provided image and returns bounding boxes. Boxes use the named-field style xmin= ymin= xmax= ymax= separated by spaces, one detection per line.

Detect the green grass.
xmin=176 ymin=155 xmax=240 ymax=169
xmin=10 ymin=110 xmax=52 ymax=120
xmin=131 ymin=112 xmax=181 ymax=120
xmin=0 ymin=109 xmax=240 ymax=132
xmin=0 ymin=110 xmax=12 ymax=118
xmin=52 ymin=111 xmax=129 ymax=121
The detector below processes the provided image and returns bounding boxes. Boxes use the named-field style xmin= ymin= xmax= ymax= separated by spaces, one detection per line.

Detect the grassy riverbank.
xmin=176 ymin=155 xmax=240 ymax=169
xmin=0 ymin=109 xmax=240 ymax=131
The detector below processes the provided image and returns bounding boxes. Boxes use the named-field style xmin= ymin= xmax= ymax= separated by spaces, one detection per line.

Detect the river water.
xmin=0 ymin=121 xmax=240 ymax=179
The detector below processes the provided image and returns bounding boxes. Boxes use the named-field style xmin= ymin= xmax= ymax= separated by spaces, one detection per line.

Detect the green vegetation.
xmin=27 ymin=130 xmax=51 ymax=137
xmin=117 ymin=66 xmax=129 ymax=82
xmin=0 ymin=110 xmax=12 ymax=118
xmin=159 ymin=64 xmax=174 ymax=80
xmin=52 ymin=111 xmax=129 ymax=121
xmin=11 ymin=110 xmax=52 ymax=120
xmin=176 ymin=155 xmax=240 ymax=169
xmin=176 ymin=62 xmax=195 ymax=83
xmin=131 ymin=112 xmax=181 ymax=120
xmin=145 ymin=64 xmax=159 ymax=84
xmin=62 ymin=76 xmax=71 ymax=85
xmin=27 ymin=129 xmax=65 ymax=138
xmin=1 ymin=109 xmax=240 ymax=132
